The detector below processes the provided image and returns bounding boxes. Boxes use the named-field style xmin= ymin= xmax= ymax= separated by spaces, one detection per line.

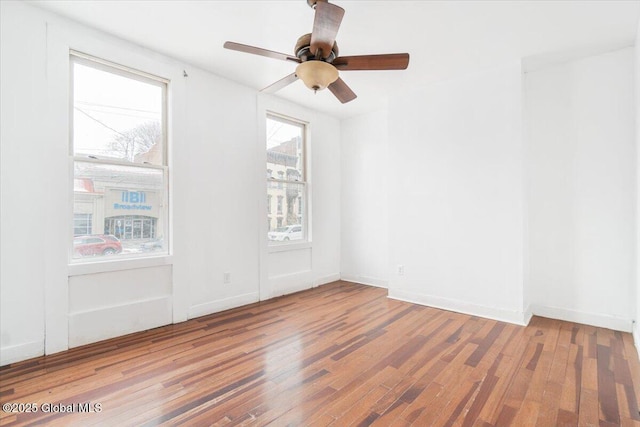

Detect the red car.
xmin=73 ymin=234 xmax=123 ymax=257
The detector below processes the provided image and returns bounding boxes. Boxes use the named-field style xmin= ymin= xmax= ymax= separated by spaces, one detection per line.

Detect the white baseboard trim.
xmin=313 ymin=273 xmax=341 ymax=287
xmin=523 ymin=304 xmax=533 ymax=326
xmin=268 ymin=271 xmax=313 ymax=297
xmin=340 ymin=274 xmax=389 ymax=289
xmin=530 ymin=304 xmax=633 ymax=332
xmin=69 ymin=296 xmax=173 ymax=348
xmin=0 ymin=340 xmax=44 ymax=367
xmin=388 ymin=288 xmax=529 ymax=326
xmin=634 ymin=324 xmax=640 ymax=354
xmin=189 ymin=292 xmax=259 ymax=319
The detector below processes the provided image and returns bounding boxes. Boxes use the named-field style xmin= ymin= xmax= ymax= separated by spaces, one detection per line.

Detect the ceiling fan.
xmin=223 ymin=0 xmax=410 ymax=104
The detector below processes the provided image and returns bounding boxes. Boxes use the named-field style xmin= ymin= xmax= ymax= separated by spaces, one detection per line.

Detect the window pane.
xmin=72 ymin=161 xmax=167 ymax=259
xmin=267 ymin=181 xmax=305 ymax=243
xmin=73 ymin=61 xmax=164 ymax=164
xmin=73 ymin=213 xmax=93 ymax=236
xmin=267 ymin=116 xmax=304 ymax=181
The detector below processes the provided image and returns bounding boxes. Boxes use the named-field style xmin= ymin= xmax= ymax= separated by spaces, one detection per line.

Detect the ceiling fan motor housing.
xmin=306 ymin=0 xmax=327 ymax=9
xmin=295 ymin=33 xmax=339 ymax=62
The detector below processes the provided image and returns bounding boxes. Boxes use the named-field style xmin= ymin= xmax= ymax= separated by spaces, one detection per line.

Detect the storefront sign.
xmin=113 ymin=191 xmax=152 ymax=211
xmin=105 ymin=189 xmax=161 ymax=218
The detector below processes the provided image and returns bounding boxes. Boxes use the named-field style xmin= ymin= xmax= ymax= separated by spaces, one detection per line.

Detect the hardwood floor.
xmin=1 ymin=281 xmax=639 ymax=426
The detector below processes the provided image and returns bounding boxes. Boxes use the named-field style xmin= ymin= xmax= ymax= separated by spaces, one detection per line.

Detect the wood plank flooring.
xmin=1 ymin=281 xmax=640 ymax=426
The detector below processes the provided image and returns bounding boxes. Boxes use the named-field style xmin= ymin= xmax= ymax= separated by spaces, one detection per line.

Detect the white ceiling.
xmin=31 ymin=0 xmax=640 ymax=119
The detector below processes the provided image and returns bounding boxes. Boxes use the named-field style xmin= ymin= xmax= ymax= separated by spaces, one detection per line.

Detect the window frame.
xmin=69 ymin=51 xmax=170 ymax=264
xmin=266 ymin=112 xmax=309 ymax=246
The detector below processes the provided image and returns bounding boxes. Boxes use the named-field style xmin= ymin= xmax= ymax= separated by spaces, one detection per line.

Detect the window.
xmin=266 ymin=114 xmax=307 ymax=244
xmin=267 ymin=195 xmax=272 ymax=214
xmin=277 ymin=196 xmax=283 ymax=215
xmin=73 ymin=213 xmax=93 ymax=236
xmin=71 ymin=52 xmax=168 ymax=261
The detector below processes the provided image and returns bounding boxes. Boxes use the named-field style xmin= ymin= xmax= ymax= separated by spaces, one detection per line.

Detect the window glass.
xmin=266 ymin=114 xmax=306 ymax=244
xmin=267 ymin=181 xmax=305 ymax=243
xmin=73 ymin=62 xmax=163 ymax=164
xmin=71 ymin=54 xmax=168 ymax=261
xmin=267 ymin=117 xmax=304 ymax=179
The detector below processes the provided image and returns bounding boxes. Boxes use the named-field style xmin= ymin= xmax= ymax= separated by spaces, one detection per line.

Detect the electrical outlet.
xmin=397 ymin=265 xmax=404 ymax=276
xmin=223 ymin=272 xmax=231 ymax=284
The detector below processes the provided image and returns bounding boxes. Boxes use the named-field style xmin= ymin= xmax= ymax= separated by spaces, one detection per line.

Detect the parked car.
xmin=268 ymin=224 xmax=302 ymax=241
xmin=73 ymin=234 xmax=123 ymax=257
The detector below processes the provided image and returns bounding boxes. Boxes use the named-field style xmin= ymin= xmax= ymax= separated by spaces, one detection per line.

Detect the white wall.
xmin=179 ymin=67 xmax=261 ymax=319
xmin=635 ymin=22 xmax=640 ymax=348
xmin=387 ymin=62 xmax=527 ymax=324
xmin=340 ymin=109 xmax=390 ymax=288
xmin=0 ymin=1 xmax=49 ymax=363
xmin=526 ymin=48 xmax=636 ymax=331
xmin=0 ymin=1 xmax=340 ymax=365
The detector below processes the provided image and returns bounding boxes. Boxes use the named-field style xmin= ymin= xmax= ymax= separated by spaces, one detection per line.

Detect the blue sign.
xmin=114 ymin=191 xmax=152 ymax=210
xmin=122 ymin=191 xmax=146 ymax=203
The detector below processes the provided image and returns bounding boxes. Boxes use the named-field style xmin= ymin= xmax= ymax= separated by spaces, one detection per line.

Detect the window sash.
xmin=70 ymin=51 xmax=168 ymax=167
xmin=268 ymin=177 xmax=304 ymax=184
xmin=266 ymin=113 xmax=306 ymax=182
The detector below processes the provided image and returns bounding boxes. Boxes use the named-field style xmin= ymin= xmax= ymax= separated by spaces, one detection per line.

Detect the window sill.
xmin=68 ymin=254 xmax=173 ymax=277
xmin=268 ymin=241 xmax=312 ymax=253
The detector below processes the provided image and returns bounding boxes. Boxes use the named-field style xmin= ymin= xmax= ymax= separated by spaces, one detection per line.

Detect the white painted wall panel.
xmin=387 ymin=62 xmax=526 ymax=324
xmin=68 ymin=297 xmax=172 ymax=347
xmin=340 ymin=109 xmax=390 ymax=288
xmin=179 ymin=66 xmax=260 ymax=310
xmin=635 ymin=22 xmax=640 ymax=348
xmin=69 ymin=266 xmax=172 ymax=312
xmin=526 ymin=48 xmax=635 ymax=331
xmin=0 ymin=1 xmax=48 ymax=365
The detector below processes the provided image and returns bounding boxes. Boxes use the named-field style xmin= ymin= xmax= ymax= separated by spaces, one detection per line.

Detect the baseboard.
xmin=388 ymin=288 xmax=529 ymax=326
xmin=268 ymin=271 xmax=313 ymax=297
xmin=530 ymin=304 xmax=633 ymax=332
xmin=0 ymin=340 xmax=44 ymax=367
xmin=69 ymin=296 xmax=173 ymax=347
xmin=313 ymin=273 xmax=341 ymax=287
xmin=189 ymin=292 xmax=259 ymax=319
xmin=340 ymin=274 xmax=389 ymax=289
xmin=634 ymin=324 xmax=640 ymax=359
xmin=523 ymin=304 xmax=533 ymax=326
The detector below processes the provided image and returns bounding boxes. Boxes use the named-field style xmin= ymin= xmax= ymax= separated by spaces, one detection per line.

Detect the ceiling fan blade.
xmin=224 ymin=41 xmax=301 ymax=63
xmin=333 ymin=53 xmax=410 ymax=71
xmin=328 ymin=78 xmax=357 ymax=104
xmin=310 ymin=1 xmax=345 ymax=59
xmin=261 ymin=73 xmax=299 ymax=94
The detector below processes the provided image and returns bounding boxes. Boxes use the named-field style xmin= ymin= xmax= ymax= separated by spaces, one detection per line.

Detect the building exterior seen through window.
xmin=71 ymin=52 xmax=168 ymax=261
xmin=266 ymin=114 xmax=307 ymax=244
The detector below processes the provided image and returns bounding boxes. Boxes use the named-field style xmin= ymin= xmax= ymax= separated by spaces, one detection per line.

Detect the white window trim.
xmin=68 ymin=255 xmax=174 ymax=276
xmin=267 ymin=241 xmax=312 ymax=253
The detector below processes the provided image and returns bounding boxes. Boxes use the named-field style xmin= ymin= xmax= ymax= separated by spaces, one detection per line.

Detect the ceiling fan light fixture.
xmin=295 ymin=61 xmax=338 ymax=92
